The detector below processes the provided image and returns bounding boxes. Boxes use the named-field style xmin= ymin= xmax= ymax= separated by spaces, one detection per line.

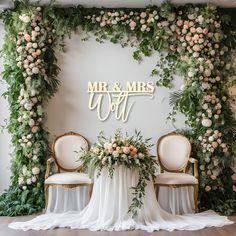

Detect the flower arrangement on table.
xmin=79 ymin=130 xmax=157 ymax=217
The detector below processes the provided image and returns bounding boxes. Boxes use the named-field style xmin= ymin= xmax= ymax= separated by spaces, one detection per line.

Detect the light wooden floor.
xmin=0 ymin=215 xmax=235 ymax=236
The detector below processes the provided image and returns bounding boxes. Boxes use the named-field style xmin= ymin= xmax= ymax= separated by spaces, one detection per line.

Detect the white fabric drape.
xmin=46 ymin=186 xmax=89 ymax=213
xmin=9 ymin=166 xmax=233 ymax=232
xmin=158 ymin=186 xmax=194 ymax=214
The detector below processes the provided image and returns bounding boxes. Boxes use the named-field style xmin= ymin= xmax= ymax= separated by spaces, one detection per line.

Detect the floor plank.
xmin=0 ymin=215 xmax=235 ymax=236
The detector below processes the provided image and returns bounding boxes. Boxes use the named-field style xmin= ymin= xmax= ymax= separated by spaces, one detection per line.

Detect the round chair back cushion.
xmin=158 ymin=134 xmax=191 ymax=172
xmin=53 ymin=133 xmax=88 ymax=171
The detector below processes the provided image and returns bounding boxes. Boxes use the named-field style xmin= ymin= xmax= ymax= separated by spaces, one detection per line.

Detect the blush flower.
xmin=123 ymin=146 xmax=130 ymax=154
xmin=24 ymin=33 xmax=31 ymax=42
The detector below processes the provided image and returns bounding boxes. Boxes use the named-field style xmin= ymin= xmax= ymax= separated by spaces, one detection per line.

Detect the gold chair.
xmin=44 ymin=131 xmax=93 ymax=210
xmin=155 ymin=132 xmax=199 ymax=213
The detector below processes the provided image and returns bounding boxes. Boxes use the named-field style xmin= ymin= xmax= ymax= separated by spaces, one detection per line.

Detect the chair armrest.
xmin=45 ymin=157 xmax=56 ymax=179
xmin=188 ymin=158 xmax=199 ymax=179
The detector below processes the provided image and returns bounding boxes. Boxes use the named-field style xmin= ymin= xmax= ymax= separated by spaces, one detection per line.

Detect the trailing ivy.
xmin=0 ymin=0 xmax=235 ymax=216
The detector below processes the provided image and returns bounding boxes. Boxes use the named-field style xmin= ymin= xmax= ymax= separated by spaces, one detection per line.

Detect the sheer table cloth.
xmin=9 ymin=166 xmax=233 ymax=232
xmin=46 ymin=186 xmax=89 ymax=213
xmin=157 ymin=186 xmax=195 ymax=214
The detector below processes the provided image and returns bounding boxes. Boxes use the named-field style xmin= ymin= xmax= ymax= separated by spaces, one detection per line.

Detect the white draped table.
xmin=9 ymin=166 xmax=233 ymax=232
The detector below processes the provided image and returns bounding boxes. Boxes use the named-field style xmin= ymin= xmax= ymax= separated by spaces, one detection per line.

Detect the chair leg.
xmin=156 ymin=185 xmax=160 ymax=202
xmin=193 ymin=185 xmax=198 ymax=213
xmin=44 ymin=184 xmax=49 ymax=211
xmin=89 ymin=184 xmax=93 ymax=198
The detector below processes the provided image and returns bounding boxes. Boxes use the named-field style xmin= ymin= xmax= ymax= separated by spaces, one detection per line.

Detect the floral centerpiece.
xmin=79 ymin=130 xmax=157 ymax=217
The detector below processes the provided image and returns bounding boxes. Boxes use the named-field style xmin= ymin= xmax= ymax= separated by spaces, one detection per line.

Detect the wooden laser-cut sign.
xmin=88 ymin=81 xmax=155 ymax=122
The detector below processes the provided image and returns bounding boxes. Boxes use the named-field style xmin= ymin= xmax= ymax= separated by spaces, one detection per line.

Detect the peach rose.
xmin=24 ymin=33 xmax=31 ymax=42
xmin=123 ymin=146 xmax=130 ymax=154
xmin=177 ymin=19 xmax=183 ymax=26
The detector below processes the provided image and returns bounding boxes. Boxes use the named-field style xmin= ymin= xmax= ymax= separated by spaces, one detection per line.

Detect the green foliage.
xmin=0 ymin=0 xmax=235 ymax=216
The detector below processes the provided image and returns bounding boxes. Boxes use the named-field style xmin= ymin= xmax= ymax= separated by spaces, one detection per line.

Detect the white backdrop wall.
xmin=0 ymin=28 xmax=187 ymax=193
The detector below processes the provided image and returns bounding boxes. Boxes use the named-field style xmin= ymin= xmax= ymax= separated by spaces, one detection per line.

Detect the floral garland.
xmin=0 ymin=1 xmax=235 ymax=216
xmin=79 ymin=130 xmax=157 ymax=217
xmin=0 ymin=2 xmax=60 ymax=215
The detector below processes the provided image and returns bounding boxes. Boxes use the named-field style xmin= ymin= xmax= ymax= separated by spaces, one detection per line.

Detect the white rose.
xmin=31 ymin=97 xmax=38 ymax=104
xmin=32 ymin=67 xmax=39 ymax=74
xmin=200 ymin=165 xmax=205 ymax=170
xmin=32 ymin=43 xmax=38 ymax=49
xmin=24 ymin=103 xmax=32 ymax=111
xmin=202 ymin=103 xmax=208 ymax=110
xmin=22 ymin=166 xmax=27 ymax=176
xmin=197 ymin=15 xmax=204 ymax=24
xmin=31 ymin=176 xmax=37 ymax=183
xmin=203 ymin=69 xmax=211 ymax=77
xmin=193 ymin=52 xmax=199 ymax=58
xmin=188 ymin=71 xmax=194 ymax=77
xmin=32 ymin=167 xmax=40 ymax=175
xmin=138 ymin=153 xmax=144 ymax=158
xmin=35 ymin=26 xmax=40 ymax=32
xmin=17 ymin=46 xmax=23 ymax=53
xmin=180 ymin=84 xmax=185 ymax=91
xmin=192 ymin=44 xmax=201 ymax=52
xmin=141 ymin=24 xmax=147 ymax=31
xmin=27 ymin=141 xmax=32 ymax=147
xmin=140 ymin=12 xmax=147 ymax=18
xmin=201 ymin=118 xmax=212 ymax=127
xmin=18 ymin=177 xmax=24 ymax=185
xmin=17 ymin=116 xmax=23 ymax=122
xmin=208 ymin=136 xmax=214 ymax=142
xmin=26 ymin=178 xmax=32 ymax=185
xmin=113 ymin=151 xmax=119 ymax=158
xmin=20 ymin=15 xmax=30 ymax=23
xmin=205 ymin=186 xmax=211 ymax=192
xmin=28 ymin=119 xmax=35 ymax=127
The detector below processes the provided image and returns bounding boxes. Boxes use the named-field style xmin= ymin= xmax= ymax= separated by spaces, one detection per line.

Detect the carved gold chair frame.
xmin=44 ymin=131 xmax=93 ymax=209
xmin=155 ymin=132 xmax=199 ymax=213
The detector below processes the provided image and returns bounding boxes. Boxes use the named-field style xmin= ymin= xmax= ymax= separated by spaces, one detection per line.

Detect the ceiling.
xmin=0 ymin=0 xmax=236 ymax=9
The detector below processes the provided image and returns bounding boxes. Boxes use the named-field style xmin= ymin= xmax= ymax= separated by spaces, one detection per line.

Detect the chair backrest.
xmin=157 ymin=132 xmax=191 ymax=172
xmin=52 ymin=131 xmax=89 ymax=172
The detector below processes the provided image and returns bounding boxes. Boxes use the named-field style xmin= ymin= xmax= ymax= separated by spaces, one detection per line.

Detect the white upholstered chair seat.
xmin=45 ymin=172 xmax=93 ymax=185
xmin=155 ymin=172 xmax=198 ymax=185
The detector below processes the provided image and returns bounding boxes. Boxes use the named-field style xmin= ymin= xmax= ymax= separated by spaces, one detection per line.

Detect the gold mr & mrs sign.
xmin=88 ymin=81 xmax=155 ymax=122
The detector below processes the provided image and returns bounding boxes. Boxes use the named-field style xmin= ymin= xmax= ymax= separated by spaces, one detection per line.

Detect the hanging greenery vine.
xmin=0 ymin=0 xmax=235 ymax=216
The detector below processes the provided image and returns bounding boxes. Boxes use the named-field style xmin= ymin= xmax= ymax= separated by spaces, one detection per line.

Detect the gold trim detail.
xmin=44 ymin=131 xmax=93 ymax=211
xmin=157 ymin=131 xmax=191 ymax=173
xmin=52 ymin=131 xmax=90 ymax=172
xmin=155 ymin=132 xmax=199 ymax=213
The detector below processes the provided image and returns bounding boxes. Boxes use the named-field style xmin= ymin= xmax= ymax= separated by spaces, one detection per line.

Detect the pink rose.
xmin=129 ymin=21 xmax=136 ymax=29
xmin=177 ymin=19 xmax=183 ymax=26
xmin=190 ymin=27 xmax=196 ymax=33
xmin=32 ymin=52 xmax=37 ymax=58
xmin=184 ymin=20 xmax=189 ymax=26
xmin=24 ymin=33 xmax=31 ymax=42
xmin=203 ymin=28 xmax=208 ymax=34
xmin=193 ymin=34 xmax=199 ymax=41
xmin=212 ymin=142 xmax=218 ymax=148
xmin=36 ymin=49 xmax=41 ymax=55
xmin=31 ymin=126 xmax=39 ymax=133
xmin=185 ymin=35 xmax=191 ymax=41
xmin=123 ymin=146 xmax=130 ymax=154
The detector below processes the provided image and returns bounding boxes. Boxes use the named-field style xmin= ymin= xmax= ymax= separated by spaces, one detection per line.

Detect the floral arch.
xmin=0 ymin=0 xmax=235 ymax=216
